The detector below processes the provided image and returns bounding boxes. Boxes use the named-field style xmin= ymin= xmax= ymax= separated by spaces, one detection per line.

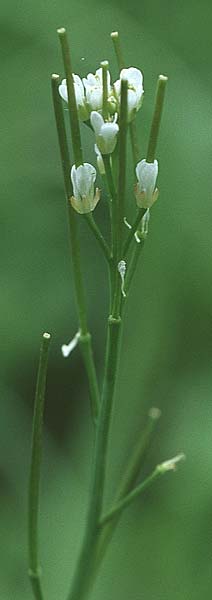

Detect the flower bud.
xmin=91 ymin=111 xmax=119 ymax=155
xmin=70 ymin=163 xmax=100 ymax=214
xmin=134 ymin=159 xmax=159 ymax=209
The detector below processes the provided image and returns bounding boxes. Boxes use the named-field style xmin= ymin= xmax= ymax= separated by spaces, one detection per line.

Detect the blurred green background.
xmin=1 ymin=0 xmax=212 ymax=598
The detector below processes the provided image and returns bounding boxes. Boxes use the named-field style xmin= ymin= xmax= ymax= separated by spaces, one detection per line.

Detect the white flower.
xmin=94 ymin=144 xmax=105 ymax=175
xmin=91 ymin=111 xmax=119 ymax=155
xmin=70 ymin=163 xmax=100 ymax=214
xmin=59 ymin=76 xmax=89 ymax=121
xmin=134 ymin=159 xmax=159 ymax=209
xmin=83 ymin=68 xmax=112 ymax=113
xmin=114 ymin=67 xmax=144 ymax=121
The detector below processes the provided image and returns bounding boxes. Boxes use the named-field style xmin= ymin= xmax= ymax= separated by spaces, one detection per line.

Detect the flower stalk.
xmin=28 ymin=332 xmax=51 ymax=600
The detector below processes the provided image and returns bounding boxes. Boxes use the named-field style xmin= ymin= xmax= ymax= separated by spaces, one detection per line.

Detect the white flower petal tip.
xmin=114 ymin=67 xmax=144 ymax=121
xmin=91 ymin=111 xmax=119 ymax=155
xmin=148 ymin=407 xmax=162 ymax=420
xmin=70 ymin=163 xmax=100 ymax=214
xmin=135 ymin=159 xmax=159 ymax=209
xmin=83 ymin=67 xmax=114 ymax=114
xmin=61 ymin=331 xmax=80 ymax=358
xmin=118 ymin=260 xmax=127 ymax=298
xmin=157 ymin=453 xmax=186 ymax=474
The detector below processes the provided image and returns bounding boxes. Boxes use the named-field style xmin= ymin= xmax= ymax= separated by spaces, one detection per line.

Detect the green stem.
xmin=111 ymin=30 xmax=140 ymax=165
xmin=125 ymin=235 xmax=145 ymax=295
xmin=117 ymin=78 xmax=128 ymax=257
xmin=67 ymin=316 xmax=122 ymax=600
xmin=123 ymin=208 xmax=146 ymax=257
xmin=28 ymin=332 xmax=51 ymax=600
xmin=129 ymin=120 xmax=140 ymax=166
xmin=111 ymin=79 xmax=128 ymax=319
xmin=110 ymin=31 xmax=125 ymax=70
xmin=146 ymin=74 xmax=168 ymax=163
xmin=84 ymin=213 xmax=111 ymax=263
xmin=103 ymin=155 xmax=117 ymax=259
xmin=91 ymin=407 xmax=161 ymax=576
xmin=51 ymin=74 xmax=99 ymax=424
xmin=57 ymin=28 xmax=83 ymax=167
xmin=100 ymin=466 xmax=164 ymax=526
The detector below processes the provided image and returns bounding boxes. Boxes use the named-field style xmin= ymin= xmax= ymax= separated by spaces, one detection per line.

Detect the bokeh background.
xmin=1 ymin=0 xmax=212 ymax=598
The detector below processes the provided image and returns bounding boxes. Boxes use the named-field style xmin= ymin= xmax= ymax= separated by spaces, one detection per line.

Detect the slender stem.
xmin=28 ymin=332 xmax=51 ymax=600
xmin=51 ymin=74 xmax=99 ymax=423
xmin=129 ymin=120 xmax=140 ymax=166
xmin=84 ymin=213 xmax=111 ymax=263
xmin=111 ymin=79 xmax=128 ymax=318
xmin=110 ymin=31 xmax=125 ymax=70
xmin=117 ymin=78 xmax=128 ymax=257
xmin=123 ymin=208 xmax=146 ymax=257
xmin=100 ymin=466 xmax=164 ymax=526
xmin=101 ymin=60 xmax=109 ymax=121
xmin=146 ymin=75 xmax=168 ymax=163
xmin=57 ymin=27 xmax=83 ymax=167
xmin=101 ymin=452 xmax=185 ymax=527
xmin=91 ymin=407 xmax=161 ymax=575
xmin=111 ymin=30 xmax=140 ymax=165
xmin=125 ymin=236 xmax=145 ymax=294
xmin=103 ymin=155 xmax=117 ymax=259
xmin=67 ymin=316 xmax=122 ymax=600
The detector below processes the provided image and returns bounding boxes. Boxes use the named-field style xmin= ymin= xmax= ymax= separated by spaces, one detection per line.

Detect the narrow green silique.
xmin=28 ymin=332 xmax=51 ymax=600
xmin=146 ymin=75 xmax=168 ymax=163
xmin=51 ymin=75 xmax=99 ymax=425
xmin=84 ymin=213 xmax=111 ymax=263
xmin=103 ymin=154 xmax=117 ymax=260
xmin=57 ymin=28 xmax=83 ymax=167
xmin=111 ymin=30 xmax=140 ymax=166
xmin=100 ymin=465 xmax=165 ymax=526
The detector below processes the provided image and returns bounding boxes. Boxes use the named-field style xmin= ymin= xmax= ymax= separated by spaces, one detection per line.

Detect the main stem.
xmin=68 ymin=310 xmax=121 ymax=600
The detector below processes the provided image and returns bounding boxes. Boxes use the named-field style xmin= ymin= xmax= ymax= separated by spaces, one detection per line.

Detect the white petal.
xmin=73 ymin=74 xmax=84 ymax=94
xmin=121 ymin=67 xmax=143 ymax=90
xmin=90 ymin=111 xmax=104 ymax=135
xmin=59 ymin=81 xmax=68 ymax=102
xmin=86 ymin=87 xmax=102 ymax=110
xmin=70 ymin=165 xmax=78 ymax=198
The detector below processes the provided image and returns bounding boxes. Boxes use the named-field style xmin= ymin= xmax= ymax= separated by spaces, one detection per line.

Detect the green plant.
xmin=28 ymin=27 xmax=184 ymax=600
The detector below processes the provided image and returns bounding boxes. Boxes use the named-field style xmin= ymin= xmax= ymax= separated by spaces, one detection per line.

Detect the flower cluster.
xmin=59 ymin=63 xmax=159 ymax=216
xmin=59 ymin=66 xmax=143 ymax=123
